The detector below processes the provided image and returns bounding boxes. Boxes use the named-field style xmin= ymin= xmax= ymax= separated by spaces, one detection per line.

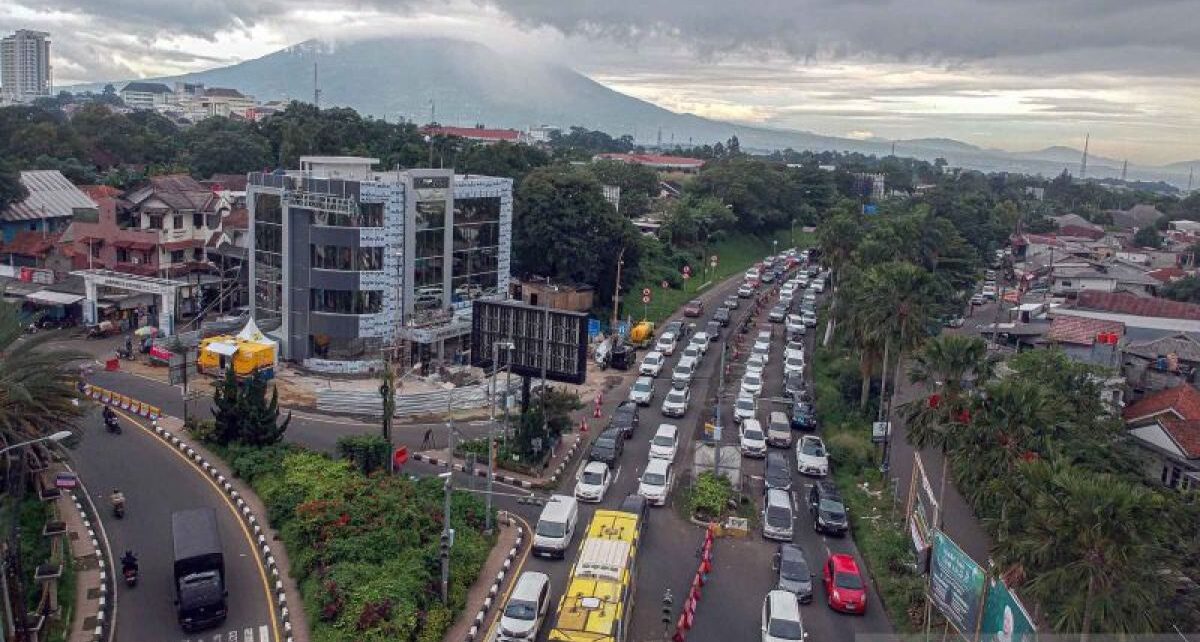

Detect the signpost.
xmin=682 ymin=265 xmax=692 ymax=292
xmin=929 ymin=531 xmax=986 ymax=640
xmin=641 ymin=287 xmax=652 ymax=319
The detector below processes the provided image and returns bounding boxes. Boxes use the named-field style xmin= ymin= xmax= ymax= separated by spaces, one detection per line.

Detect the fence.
xmin=316 ymin=381 xmax=520 ymax=418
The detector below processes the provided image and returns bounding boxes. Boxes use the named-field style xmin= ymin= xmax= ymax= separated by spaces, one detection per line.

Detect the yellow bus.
xmin=548 ymin=509 xmax=641 ymax=642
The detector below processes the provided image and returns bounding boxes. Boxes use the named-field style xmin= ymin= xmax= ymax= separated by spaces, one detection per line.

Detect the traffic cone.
xmin=593 ymin=403 xmax=602 ymax=418
xmin=580 ymin=419 xmax=589 ymax=433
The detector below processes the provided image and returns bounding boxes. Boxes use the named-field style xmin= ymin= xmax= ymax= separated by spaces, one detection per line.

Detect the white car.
xmin=785 ymin=315 xmax=805 ymax=336
xmin=682 ymin=344 xmax=703 ymax=364
xmin=752 ymin=341 xmax=772 ymax=364
xmin=783 ymin=353 xmax=805 ymax=378
xmin=649 ymin=424 xmax=679 ymax=461
xmin=795 ymin=435 xmax=829 ymax=477
xmin=741 ymin=371 xmax=765 ymax=397
xmin=757 ymin=330 xmax=773 ymax=343
xmin=746 ymin=353 xmax=767 ymax=376
xmin=629 ymin=376 xmax=654 ymax=406
xmin=574 ymin=461 xmax=613 ymax=502
xmin=733 ymin=394 xmax=757 ymax=424
xmin=689 ymin=333 xmax=710 ymax=355
xmin=656 ymin=332 xmax=678 ymax=356
xmin=740 ymin=418 xmax=768 ymax=458
xmin=801 ymin=311 xmax=817 ymax=327
xmin=762 ymin=590 xmax=805 ymax=642
xmin=672 ymin=358 xmax=697 ymax=387
xmin=640 ymin=351 xmax=666 ymax=377
xmin=746 ymin=268 xmax=761 ymax=281
xmin=638 ymin=458 xmax=674 ymax=506
xmin=738 ymin=283 xmax=756 ymax=298
xmin=499 ymin=572 xmax=551 ymax=641
xmin=813 ymin=280 xmax=825 ymax=293
xmin=661 ymin=386 xmax=690 ymax=418
xmin=785 ymin=339 xmax=805 ymax=353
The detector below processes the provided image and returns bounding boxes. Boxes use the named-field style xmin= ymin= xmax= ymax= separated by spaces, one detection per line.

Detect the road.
xmin=72 ymin=406 xmax=277 ymax=642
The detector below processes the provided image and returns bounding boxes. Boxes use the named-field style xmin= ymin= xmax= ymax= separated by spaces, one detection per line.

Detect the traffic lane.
xmin=71 ymin=408 xmax=275 ymax=642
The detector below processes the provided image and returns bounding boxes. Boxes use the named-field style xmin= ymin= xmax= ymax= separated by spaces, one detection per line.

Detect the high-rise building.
xmin=1 ymin=30 xmax=51 ymax=101
xmin=246 ymin=157 xmax=513 ymax=372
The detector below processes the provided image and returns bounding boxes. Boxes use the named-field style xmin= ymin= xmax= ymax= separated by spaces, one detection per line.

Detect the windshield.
xmin=536 ymin=520 xmax=566 ymax=538
xmin=787 ymin=357 xmax=803 ymax=367
xmin=819 ymin=499 xmax=845 ymax=517
xmin=676 ymin=364 xmax=693 ymax=376
xmin=653 ymin=434 xmax=674 ymax=447
xmin=745 ymin=375 xmax=761 ymax=386
xmin=737 ymin=398 xmax=754 ymax=411
xmin=781 ymin=557 xmax=809 ymax=580
xmin=643 ymin=471 xmax=666 ymax=486
xmin=634 ymin=382 xmax=652 ymax=393
xmin=801 ymin=440 xmax=825 ymax=457
xmin=667 ymin=391 xmax=686 ymax=404
xmin=645 ymin=355 xmax=660 ymax=365
xmin=768 ymin=618 xmax=803 ymax=640
xmin=835 ymin=572 xmax=864 ymax=590
xmin=504 ymin=599 xmax=538 ymax=620
xmin=614 ymin=406 xmax=635 ymax=420
xmin=745 ymin=428 xmax=764 ymax=441
xmin=594 ymin=436 xmax=616 ymax=449
xmin=766 ymin=506 xmax=791 ymax=526
xmin=582 ymin=471 xmax=605 ymax=485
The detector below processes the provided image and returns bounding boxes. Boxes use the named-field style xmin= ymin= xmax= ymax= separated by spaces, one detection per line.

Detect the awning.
xmin=112 ymin=240 xmax=156 ymax=251
xmin=205 ymin=342 xmax=239 ymax=356
xmin=26 ymin=290 xmax=85 ymax=306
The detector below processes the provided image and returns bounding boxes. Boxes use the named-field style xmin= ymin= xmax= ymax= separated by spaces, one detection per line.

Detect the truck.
xmin=172 ymin=508 xmax=228 ymax=632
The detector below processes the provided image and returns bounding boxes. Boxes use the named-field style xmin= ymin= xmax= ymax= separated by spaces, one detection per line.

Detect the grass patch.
xmin=0 ymin=493 xmax=75 ymax=642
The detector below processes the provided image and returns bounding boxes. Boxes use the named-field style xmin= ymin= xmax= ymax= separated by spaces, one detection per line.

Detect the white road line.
xmin=259 ymin=625 xmax=269 ymax=641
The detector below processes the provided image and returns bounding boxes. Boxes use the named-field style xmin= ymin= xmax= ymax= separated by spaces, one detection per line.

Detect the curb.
xmin=67 ymin=479 xmax=115 ymax=642
xmin=464 ymin=525 xmax=525 ymax=642
xmin=410 ymin=453 xmax=536 ymax=489
xmin=544 ymin=437 xmax=583 ymax=487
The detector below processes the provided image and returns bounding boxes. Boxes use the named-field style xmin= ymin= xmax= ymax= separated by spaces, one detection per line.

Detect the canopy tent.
xmin=236 ymin=318 xmax=279 ymax=365
xmin=26 ymin=290 xmax=84 ymax=306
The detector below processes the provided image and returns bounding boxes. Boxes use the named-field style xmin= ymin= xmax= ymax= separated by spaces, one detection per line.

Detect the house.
xmin=0 ymin=170 xmax=97 ymax=241
xmin=60 ymin=188 xmax=162 ymax=277
xmin=120 ymin=81 xmax=173 ymax=109
xmin=120 ymin=174 xmax=223 ymax=278
xmin=513 ymin=279 xmax=593 ymax=312
xmin=1050 ymin=213 xmax=1105 ymax=240
xmin=202 ymin=87 xmax=255 ymax=118
xmin=423 ymin=125 xmax=524 ymax=145
xmin=593 ymin=153 xmax=706 ymax=173
xmin=1123 ymin=333 xmax=1200 ymax=394
xmin=1055 ymin=291 xmax=1200 ymax=335
xmin=1169 ymin=220 xmax=1200 ymax=235
xmin=1050 ymin=266 xmax=1117 ymax=295
xmin=1122 ymin=384 xmax=1200 ymax=490
xmin=1147 ymin=267 xmax=1190 ymax=287
xmin=1042 ymin=315 xmax=1124 ymax=366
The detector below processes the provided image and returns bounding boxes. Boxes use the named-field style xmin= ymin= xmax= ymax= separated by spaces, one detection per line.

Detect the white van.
xmin=498 ymin=571 xmax=551 ymax=641
xmin=533 ymin=495 xmax=579 ymax=558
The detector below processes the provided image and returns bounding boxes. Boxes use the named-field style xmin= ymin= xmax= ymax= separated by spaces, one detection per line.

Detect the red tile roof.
xmin=594 ymin=153 xmax=706 ymax=169
xmin=1075 ymin=291 xmax=1200 ymax=321
xmin=1124 ymin=384 xmax=1200 ymax=424
xmin=222 ymin=207 xmax=248 ymax=229
xmin=160 ymin=239 xmax=204 ymax=251
xmin=1147 ymin=267 xmax=1188 ymax=283
xmin=1057 ymin=225 xmax=1105 ymax=240
xmin=424 ymin=126 xmax=520 ymax=142
xmin=79 ymin=185 xmax=123 ymax=202
xmin=1158 ymin=418 xmax=1200 ymax=459
xmin=1045 ymin=316 xmax=1124 ymax=346
xmin=0 ymin=231 xmax=61 ymax=257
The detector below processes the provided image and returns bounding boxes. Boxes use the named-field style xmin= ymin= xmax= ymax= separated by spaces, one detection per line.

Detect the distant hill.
xmin=67 ymin=35 xmax=1194 ymax=188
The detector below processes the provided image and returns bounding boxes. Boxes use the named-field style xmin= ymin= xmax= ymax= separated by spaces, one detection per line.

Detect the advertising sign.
xmin=930 ymin=531 xmax=985 ymax=638
xmin=980 ymin=578 xmax=1036 ymax=642
xmin=471 ymin=300 xmax=589 ymax=385
xmin=587 ymin=318 xmax=601 ymax=339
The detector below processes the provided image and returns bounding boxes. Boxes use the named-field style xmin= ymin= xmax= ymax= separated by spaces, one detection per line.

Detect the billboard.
xmin=906 ymin=453 xmax=940 ymax=572
xmin=471 ymin=299 xmax=589 ymax=385
xmin=980 ymin=578 xmax=1036 ymax=642
xmin=930 ymin=531 xmax=986 ymax=638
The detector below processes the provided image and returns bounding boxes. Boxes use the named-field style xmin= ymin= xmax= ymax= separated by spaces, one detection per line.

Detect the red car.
xmin=683 ymin=299 xmax=704 ymax=317
xmin=823 ymin=554 xmax=867 ymax=614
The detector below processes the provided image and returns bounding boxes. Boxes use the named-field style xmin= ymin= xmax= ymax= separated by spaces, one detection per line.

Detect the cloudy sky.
xmin=6 ymin=0 xmax=1199 ymax=165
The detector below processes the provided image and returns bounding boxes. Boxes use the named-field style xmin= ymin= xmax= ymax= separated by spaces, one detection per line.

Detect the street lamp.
xmin=486 ymin=339 xmax=514 ymax=533
xmin=0 ymin=431 xmax=72 ymax=456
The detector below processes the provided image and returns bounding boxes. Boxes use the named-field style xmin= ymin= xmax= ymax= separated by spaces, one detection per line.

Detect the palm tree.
xmin=816 ymin=211 xmax=862 ymax=346
xmin=0 ymin=298 xmax=87 ymax=444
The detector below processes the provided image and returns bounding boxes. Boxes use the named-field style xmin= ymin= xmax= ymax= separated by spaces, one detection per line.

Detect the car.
xmin=942 ymin=316 xmax=965 ymax=328
xmin=663 ymin=320 xmax=684 ymax=337
xmin=705 ymin=320 xmax=722 ymax=341
xmin=807 ymin=266 xmax=820 ymax=277
xmin=790 ymin=402 xmax=817 ymax=431
xmin=823 ymin=554 xmax=867 ymax=614
xmin=649 ymin=423 xmax=679 ymax=461
xmin=752 ymin=341 xmax=772 ymax=364
xmin=775 ymin=545 xmax=814 ymax=603
xmin=616 ymin=493 xmax=649 ymax=531
xmin=785 ymin=314 xmax=805 ymax=336
xmin=498 ymin=571 xmax=551 ymax=641
xmin=783 ymin=372 xmax=807 ymax=402
xmin=808 ymin=480 xmax=849 ymax=535
xmin=740 ymin=418 xmax=768 ymax=458
xmin=656 ymin=332 xmax=678 ymax=356
xmin=768 ymin=304 xmax=788 ymax=322
xmin=981 ymin=287 xmax=997 ymax=300
xmin=757 ymin=329 xmax=773 ymax=342
xmin=764 ymin=451 xmax=792 ymax=491
xmin=785 ymin=339 xmax=805 ymax=353
xmin=714 ymin=307 xmax=732 ymax=326
xmin=609 ymin=401 xmax=640 ymax=439
xmin=970 ymin=293 xmax=985 ymax=306
xmin=746 ymin=268 xmax=761 ymax=281
xmin=588 ymin=429 xmax=625 ymax=467
xmin=738 ymin=283 xmax=756 ymax=298
xmin=574 ymin=461 xmax=612 ymax=502
xmin=629 ymin=376 xmax=655 ymax=406
xmin=762 ymin=488 xmax=795 ymax=541
xmin=681 ymin=344 xmax=703 ymax=363
xmin=761 ymin=589 xmax=805 ymax=642
xmin=638 ymin=458 xmax=675 ymax=506
xmin=767 ymin=411 xmax=793 ymax=448
xmin=689 ymin=333 xmax=710 ymax=355
xmin=778 ymin=291 xmax=795 ymax=307
xmin=672 ymin=358 xmax=698 ymax=387
xmin=734 ymin=394 xmax=757 ymax=424
xmin=783 ymin=352 xmax=805 ymax=378
xmin=661 ymin=385 xmax=690 ymax=418
xmin=761 ymin=271 xmax=776 ymax=284
xmin=746 ymin=353 xmax=767 ymax=376
xmin=813 ymin=279 xmax=825 ymax=293
xmin=741 ymin=371 xmax=765 ymax=397
xmin=640 ymin=351 xmax=666 ymax=377
xmin=683 ymin=299 xmax=705 ymax=317
xmin=801 ymin=311 xmax=817 ymax=327
xmin=724 ymin=295 xmax=740 ymax=310
xmin=803 ymin=291 xmax=817 ymax=305
xmin=796 ymin=435 xmax=829 ymax=477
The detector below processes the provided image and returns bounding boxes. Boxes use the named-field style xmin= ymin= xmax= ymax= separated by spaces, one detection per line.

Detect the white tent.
xmin=236 ymin=318 xmax=280 ymax=364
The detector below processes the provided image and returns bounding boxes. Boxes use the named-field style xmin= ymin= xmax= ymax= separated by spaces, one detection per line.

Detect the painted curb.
xmin=463 ymin=526 xmax=525 ymax=642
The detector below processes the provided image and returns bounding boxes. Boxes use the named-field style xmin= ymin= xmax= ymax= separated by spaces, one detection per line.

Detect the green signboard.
xmin=980 ymin=578 xmax=1036 ymax=642
xmin=930 ymin=531 xmax=986 ymax=637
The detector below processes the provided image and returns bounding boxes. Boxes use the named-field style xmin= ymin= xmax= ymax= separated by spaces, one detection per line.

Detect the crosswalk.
xmin=181 ymin=625 xmax=270 ymax=642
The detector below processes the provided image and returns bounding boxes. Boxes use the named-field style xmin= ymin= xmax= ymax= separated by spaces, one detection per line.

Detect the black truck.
xmin=172 ymin=508 xmax=228 ymax=631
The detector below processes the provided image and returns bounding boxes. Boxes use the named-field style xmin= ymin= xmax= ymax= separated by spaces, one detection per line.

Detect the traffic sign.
xmin=393 ymin=446 xmax=409 ymax=466
xmin=661 ymin=280 xmax=670 ymax=289
xmin=710 ymin=254 xmax=718 ymax=265
xmin=642 ymin=295 xmax=651 ymax=304
xmin=682 ymin=265 xmax=692 ymax=276
xmin=642 ymin=287 xmax=652 ymax=297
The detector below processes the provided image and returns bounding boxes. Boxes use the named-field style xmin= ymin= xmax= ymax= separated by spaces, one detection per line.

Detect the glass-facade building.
xmin=247 ymin=158 xmax=512 ymax=373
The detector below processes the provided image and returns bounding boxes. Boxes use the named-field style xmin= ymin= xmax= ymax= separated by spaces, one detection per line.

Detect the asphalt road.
xmin=71 ymin=406 xmax=277 ymax=642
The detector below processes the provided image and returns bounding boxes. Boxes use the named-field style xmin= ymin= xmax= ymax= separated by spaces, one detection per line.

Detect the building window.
xmin=174 ymin=215 xmax=184 ymax=229
xmin=193 ymin=247 xmax=203 ymax=261
xmin=359 ymin=247 xmax=382 ymax=271
xmin=414 ymin=176 xmax=450 ymax=189
xmin=90 ymin=242 xmax=102 ymax=258
xmin=308 ymin=335 xmax=381 ymax=360
xmin=253 ymin=193 xmax=284 ymax=322
xmin=116 ymin=248 xmax=129 ymax=263
xmin=171 ymin=250 xmax=185 ymax=263
xmin=309 ymin=289 xmax=382 ymax=315
xmin=148 ymin=215 xmax=162 ymax=230
xmin=193 ymin=213 xmax=204 ymax=228
xmin=359 ymin=203 xmax=384 ymax=227
xmin=309 ymin=202 xmax=385 ymax=228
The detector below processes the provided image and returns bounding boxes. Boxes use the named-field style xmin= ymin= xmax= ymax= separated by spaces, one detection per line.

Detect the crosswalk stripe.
xmin=259 ymin=625 xmax=269 ymax=642
xmin=245 ymin=628 xmax=254 ymax=641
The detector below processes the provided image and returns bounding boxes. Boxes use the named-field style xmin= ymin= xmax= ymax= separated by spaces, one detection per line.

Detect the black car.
xmin=609 ymin=401 xmax=640 ymax=439
xmin=616 ymin=493 xmax=649 ymax=533
xmin=783 ymin=371 xmax=806 ymax=401
xmin=589 ymin=429 xmax=625 ymax=467
xmin=775 ymin=544 xmax=815 ymax=603
xmin=713 ymin=307 xmax=732 ymax=326
xmin=768 ymin=304 xmax=788 ymax=323
xmin=663 ymin=320 xmax=684 ymax=338
xmin=764 ymin=452 xmax=792 ymax=491
xmin=791 ymin=402 xmax=816 ymax=430
xmin=705 ymin=320 xmax=722 ymax=341
xmin=808 ymin=480 xmax=849 ymax=536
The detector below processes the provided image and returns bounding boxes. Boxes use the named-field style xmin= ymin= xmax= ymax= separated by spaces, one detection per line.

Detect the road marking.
xmin=114 ymin=407 xmax=282 ymax=642
xmin=178 ymin=624 xmax=269 ymax=642
xmin=484 ymin=513 xmax=534 ymax=642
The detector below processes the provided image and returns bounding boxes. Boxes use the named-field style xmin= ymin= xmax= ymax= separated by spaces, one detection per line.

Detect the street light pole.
xmin=485 ymin=339 xmax=514 ymax=534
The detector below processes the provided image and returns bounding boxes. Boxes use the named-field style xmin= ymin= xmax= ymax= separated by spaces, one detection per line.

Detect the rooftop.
xmin=594 ymin=153 xmax=706 ymax=169
xmin=1124 ymin=333 xmax=1200 ymax=363
xmin=1124 ymin=383 xmax=1200 ymax=424
xmin=1044 ymin=316 xmax=1124 ymax=346
xmin=1076 ymin=291 xmax=1200 ymax=322
xmin=121 ymin=81 xmax=172 ymax=94
xmin=124 ymin=174 xmax=218 ymax=213
xmin=424 ymin=126 xmax=520 ymax=142
xmin=0 ymin=170 xmax=96 ymax=222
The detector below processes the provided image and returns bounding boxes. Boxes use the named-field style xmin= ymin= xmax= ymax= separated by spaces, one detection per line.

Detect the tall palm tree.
xmin=816 ymin=211 xmax=862 ymax=346
xmin=0 ymin=298 xmax=87 ymax=444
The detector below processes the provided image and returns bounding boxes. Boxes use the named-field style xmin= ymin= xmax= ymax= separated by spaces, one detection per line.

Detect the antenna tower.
xmin=1079 ymin=133 xmax=1090 ymax=179
xmin=313 ymin=62 xmax=320 ymax=107
xmin=1121 ymin=159 xmax=1128 ymax=182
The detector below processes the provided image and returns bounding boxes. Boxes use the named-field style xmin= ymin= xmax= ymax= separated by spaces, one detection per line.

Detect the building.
xmin=0 ymin=30 xmax=50 ymax=101
xmin=1055 ymin=291 xmax=1200 ymax=335
xmin=1123 ymin=333 xmax=1200 ymax=394
xmin=1106 ymin=204 xmax=1163 ymax=231
xmin=513 ymin=279 xmax=593 ymax=313
xmin=1042 ymin=315 xmax=1125 ymax=366
xmin=1122 ymin=384 xmax=1200 ymax=491
xmin=246 ymin=157 xmax=513 ymax=372
xmin=120 ymin=82 xmax=173 ymax=110
xmin=424 ymin=125 xmax=524 ymax=145
xmin=120 ymin=174 xmax=223 ymax=277
xmin=853 ymin=173 xmax=886 ymax=200
xmin=60 ymin=187 xmax=162 ymax=276
xmin=593 ymin=153 xmax=705 ymax=173
xmin=527 ymin=125 xmax=560 ymax=143
xmin=0 ymin=170 xmax=96 ymax=242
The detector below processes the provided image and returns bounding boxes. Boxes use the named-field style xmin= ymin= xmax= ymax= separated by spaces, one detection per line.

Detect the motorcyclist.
xmin=121 ymin=550 xmax=138 ymax=573
xmin=102 ymin=405 xmax=116 ymax=424
xmin=110 ymin=489 xmax=125 ymax=512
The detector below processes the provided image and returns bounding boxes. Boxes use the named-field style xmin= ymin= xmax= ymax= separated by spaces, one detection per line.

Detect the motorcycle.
xmin=105 ymin=415 xmax=121 ymax=434
xmin=122 ymin=564 xmax=138 ymax=587
xmin=115 ymin=347 xmax=135 ymax=361
xmin=112 ymin=502 xmax=125 ymax=519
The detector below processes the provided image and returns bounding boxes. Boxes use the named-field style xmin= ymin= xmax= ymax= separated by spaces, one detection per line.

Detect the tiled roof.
xmin=201 ymin=174 xmax=249 ymax=192
xmin=222 ymin=207 xmax=248 ymax=229
xmin=1147 ymin=267 xmax=1188 ymax=283
xmin=594 ymin=153 xmax=706 ymax=168
xmin=0 ymin=231 xmax=61 ymax=257
xmin=1044 ymin=315 xmax=1124 ymax=346
xmin=1075 ymin=291 xmax=1200 ymax=321
xmin=79 ymin=185 xmax=123 ymax=202
xmin=1 ymin=171 xmax=97 ymax=222
xmin=1123 ymin=333 xmax=1200 ymax=363
xmin=1057 ymin=225 xmax=1105 ymax=240
xmin=205 ymin=87 xmax=245 ymax=98
xmin=1159 ymin=418 xmax=1200 ymax=459
xmin=425 ymin=126 xmax=520 ymax=142
xmin=1124 ymin=383 xmax=1200 ymax=424
xmin=125 ymin=174 xmax=217 ymax=213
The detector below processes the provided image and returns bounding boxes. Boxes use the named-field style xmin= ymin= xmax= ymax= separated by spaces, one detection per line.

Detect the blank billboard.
xmin=471 ymin=299 xmax=588 ymax=385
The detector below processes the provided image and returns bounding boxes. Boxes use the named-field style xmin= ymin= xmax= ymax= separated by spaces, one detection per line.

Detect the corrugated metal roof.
xmin=1 ymin=171 xmax=96 ymax=222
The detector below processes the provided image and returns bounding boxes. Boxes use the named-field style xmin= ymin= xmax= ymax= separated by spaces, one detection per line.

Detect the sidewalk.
xmin=443 ymin=513 xmax=527 ymax=642
xmin=57 ymin=462 xmax=109 ymax=642
xmin=413 ymin=429 xmax=587 ymax=490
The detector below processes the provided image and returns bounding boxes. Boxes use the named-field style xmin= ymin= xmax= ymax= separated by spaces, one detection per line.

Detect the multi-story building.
xmin=0 ymin=30 xmax=51 ymax=101
xmin=120 ymin=174 xmax=224 ymax=277
xmin=120 ymin=82 xmax=173 ymax=110
xmin=246 ymin=157 xmax=513 ymax=372
xmin=0 ymin=170 xmax=94 ymax=241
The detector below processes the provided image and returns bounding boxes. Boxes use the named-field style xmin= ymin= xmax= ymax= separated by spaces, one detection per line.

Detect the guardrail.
xmin=315 ymin=381 xmax=520 ymax=418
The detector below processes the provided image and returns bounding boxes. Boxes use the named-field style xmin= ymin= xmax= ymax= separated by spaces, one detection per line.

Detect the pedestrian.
xmin=422 ymin=427 xmax=433 ymax=449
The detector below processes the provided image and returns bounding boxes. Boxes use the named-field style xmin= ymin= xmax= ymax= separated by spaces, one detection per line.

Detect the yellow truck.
xmin=548 ymin=510 xmax=640 ymax=642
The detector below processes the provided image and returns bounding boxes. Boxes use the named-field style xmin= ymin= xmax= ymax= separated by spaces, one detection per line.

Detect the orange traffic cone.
xmin=580 ymin=419 xmax=589 ymax=433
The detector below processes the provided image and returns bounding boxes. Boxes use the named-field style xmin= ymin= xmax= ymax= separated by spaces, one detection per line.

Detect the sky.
xmin=5 ymin=0 xmax=1199 ymax=166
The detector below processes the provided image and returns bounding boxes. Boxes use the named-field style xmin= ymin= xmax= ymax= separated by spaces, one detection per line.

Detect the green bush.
xmin=687 ymin=471 xmax=734 ymax=520
xmin=337 ymin=434 xmax=393 ymax=475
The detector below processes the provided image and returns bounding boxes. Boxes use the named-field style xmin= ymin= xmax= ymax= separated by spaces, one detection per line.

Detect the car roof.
xmin=780 ymin=543 xmax=806 ymax=562
xmin=692 ymin=331 xmax=708 ymax=339
xmin=645 ymin=458 xmax=670 ymax=474
xmin=644 ymin=350 xmax=663 ymax=359
xmin=742 ymin=418 xmax=762 ymax=430
xmin=802 ymin=435 xmax=824 ymax=446
xmin=635 ymin=376 xmax=652 ymax=384
xmin=618 ymin=494 xmax=647 ymax=513
xmin=769 ymin=411 xmax=789 ymax=422
xmin=659 ymin=332 xmax=676 ymax=340
xmin=766 ymin=488 xmax=791 ymax=506
xmin=655 ymin=423 xmax=678 ymax=437
xmin=584 ymin=460 xmax=608 ymax=473
xmin=511 ymin=571 xmax=551 ymax=600
xmin=830 ymin=553 xmax=860 ymax=574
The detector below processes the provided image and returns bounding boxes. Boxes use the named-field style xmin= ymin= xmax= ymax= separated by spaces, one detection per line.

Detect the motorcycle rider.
xmin=110 ymin=489 xmax=125 ymax=513
xmin=102 ymin=405 xmax=116 ymax=425
xmin=121 ymin=549 xmax=138 ymax=573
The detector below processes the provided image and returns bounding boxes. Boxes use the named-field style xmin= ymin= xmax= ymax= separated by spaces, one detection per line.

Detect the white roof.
xmin=205 ymin=342 xmax=238 ymax=356
xmin=1 ymin=171 xmax=95 ymax=222
xmin=25 ymin=290 xmax=84 ymax=306
xmin=575 ymin=538 xmax=632 ymax=581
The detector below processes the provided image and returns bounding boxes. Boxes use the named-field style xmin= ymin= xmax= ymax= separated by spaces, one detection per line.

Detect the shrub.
xmin=687 ymin=472 xmax=734 ymax=520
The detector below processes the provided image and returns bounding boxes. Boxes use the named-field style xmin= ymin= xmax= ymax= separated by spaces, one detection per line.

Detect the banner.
xmin=930 ymin=531 xmax=985 ymax=638
xmin=979 ymin=578 xmax=1036 ymax=642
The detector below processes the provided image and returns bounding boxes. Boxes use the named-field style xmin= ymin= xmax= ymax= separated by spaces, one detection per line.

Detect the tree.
xmin=816 ymin=210 xmax=862 ymax=345
xmin=1163 ymin=275 xmax=1200 ymax=303
xmin=587 ymin=160 xmax=658 ymax=217
xmin=210 ymin=370 xmax=245 ymax=445
xmin=337 ymin=434 xmax=392 ymax=475
xmin=0 ymin=160 xmax=27 ymax=212
xmin=1132 ymin=225 xmax=1163 ymax=249
xmin=183 ymin=117 xmax=272 ymax=178
xmin=209 ymin=370 xmax=290 ymax=446
xmin=0 ymin=296 xmax=87 ymax=444
xmin=457 ymin=141 xmax=549 ymax=182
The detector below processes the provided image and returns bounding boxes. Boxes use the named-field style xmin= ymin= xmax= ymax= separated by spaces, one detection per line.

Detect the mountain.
xmin=70 ymin=36 xmax=1194 ymax=188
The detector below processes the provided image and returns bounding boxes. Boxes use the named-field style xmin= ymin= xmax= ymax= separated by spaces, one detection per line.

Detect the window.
xmin=308 ymin=334 xmax=382 ymax=360
xmin=359 ymin=202 xmax=384 ymax=227
xmin=414 ymin=176 xmax=450 ymax=189
xmin=171 ymin=250 xmax=185 ymax=263
xmin=193 ymin=248 xmax=203 ymax=261
xmin=90 ymin=242 xmax=102 ymax=258
xmin=148 ymin=215 xmax=162 ymax=230
xmin=173 ymin=215 xmax=183 ymax=230
xmin=309 ymin=289 xmax=382 ymax=314
xmin=116 ymin=248 xmax=129 ymax=263
xmin=416 ymin=201 xmax=446 ymax=230
xmin=358 ymin=247 xmax=382 ymax=271
xmin=309 ymin=245 xmax=384 ymax=271
xmin=193 ymin=213 xmax=204 ymax=228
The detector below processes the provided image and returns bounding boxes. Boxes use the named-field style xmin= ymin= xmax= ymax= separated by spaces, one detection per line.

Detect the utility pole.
xmin=610 ymin=247 xmax=626 ymax=331
xmin=485 ymin=340 xmax=513 ymax=533
xmin=381 ymin=355 xmax=395 ymax=444
xmin=1079 ymin=133 xmax=1090 ymax=180
xmin=714 ymin=344 xmax=726 ymax=476
xmin=312 ymin=62 xmax=320 ymax=107
xmin=440 ymin=469 xmax=452 ymax=605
